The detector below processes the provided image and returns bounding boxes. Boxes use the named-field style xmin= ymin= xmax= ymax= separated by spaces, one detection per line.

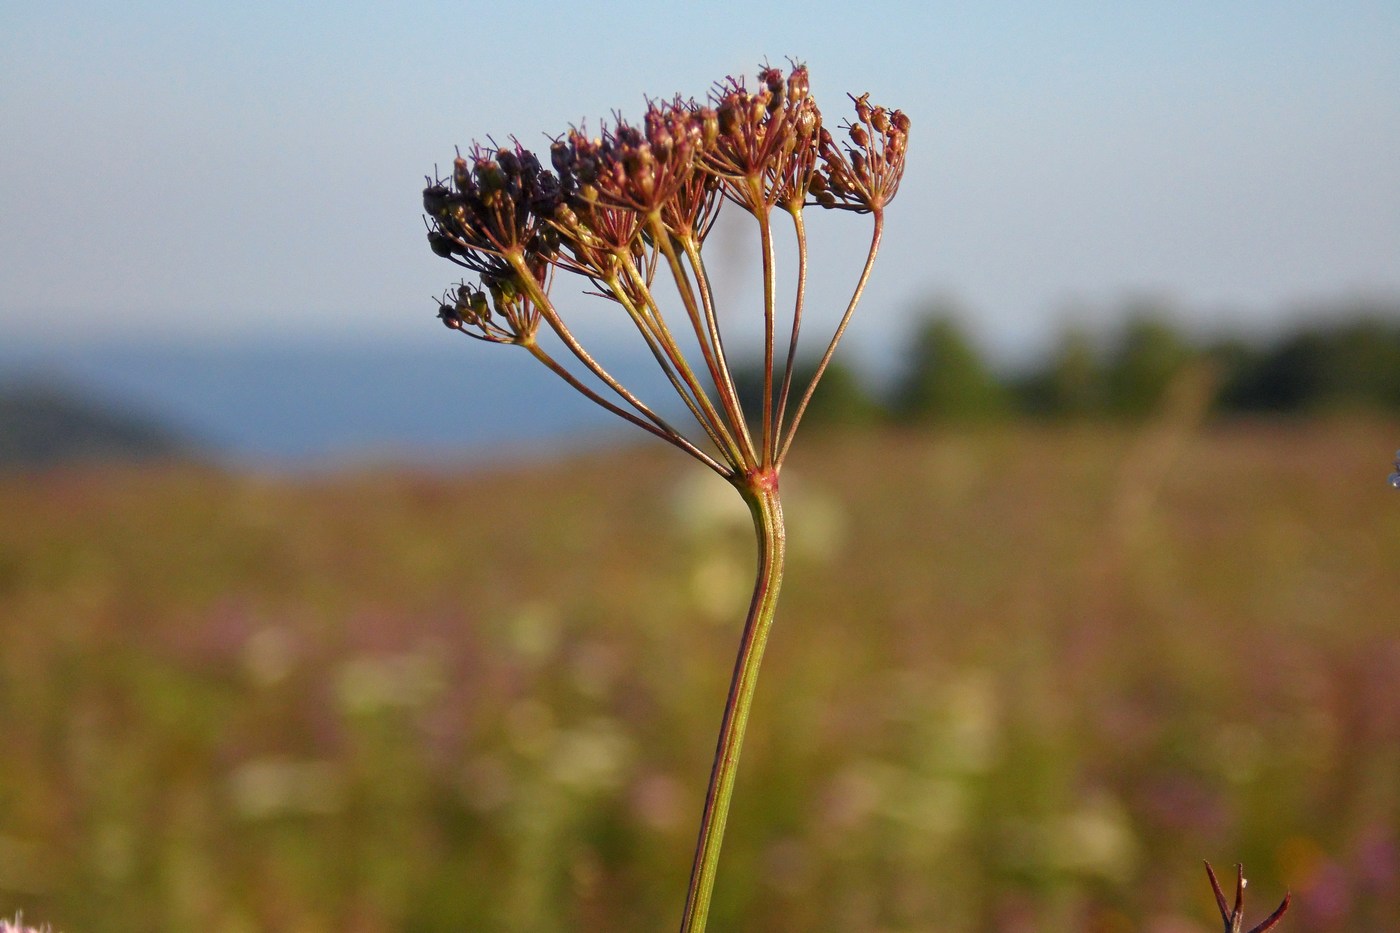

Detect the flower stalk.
xmin=421 ymin=62 xmax=908 ymax=931
xmin=682 ymin=473 xmax=784 ymax=933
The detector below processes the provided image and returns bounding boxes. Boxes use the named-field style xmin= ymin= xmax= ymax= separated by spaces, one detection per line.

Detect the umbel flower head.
xmin=422 ymin=61 xmax=909 ymax=482
xmin=420 ymin=62 xmax=909 ymax=933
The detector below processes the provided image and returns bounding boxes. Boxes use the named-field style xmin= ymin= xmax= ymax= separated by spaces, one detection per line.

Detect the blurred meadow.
xmin=5 ymin=6 xmax=1400 ymax=930
xmin=2 ymin=412 xmax=1397 ymax=932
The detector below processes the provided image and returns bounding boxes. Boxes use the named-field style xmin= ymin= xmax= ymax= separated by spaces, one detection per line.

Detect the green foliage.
xmin=1014 ymin=326 xmax=1103 ymax=418
xmin=893 ymin=306 xmax=1008 ymax=423
xmin=1012 ymin=301 xmax=1400 ymax=420
xmin=1100 ymin=309 xmax=1195 ymax=418
xmin=1217 ymin=318 xmax=1400 ymax=413
xmin=731 ymin=358 xmax=882 ymax=430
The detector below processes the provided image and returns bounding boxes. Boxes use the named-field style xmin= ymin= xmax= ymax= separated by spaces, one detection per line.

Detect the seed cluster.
xmin=422 ymin=63 xmax=909 ymax=477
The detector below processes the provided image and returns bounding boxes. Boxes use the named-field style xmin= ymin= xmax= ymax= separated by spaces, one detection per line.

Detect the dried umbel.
xmin=423 ymin=62 xmax=907 ymax=479
xmin=422 ymin=62 xmax=907 ymax=933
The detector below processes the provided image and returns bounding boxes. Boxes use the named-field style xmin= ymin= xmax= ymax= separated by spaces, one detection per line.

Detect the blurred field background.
xmin=2 ymin=392 xmax=1398 ymax=930
xmin=5 ymin=6 xmax=1400 ymax=930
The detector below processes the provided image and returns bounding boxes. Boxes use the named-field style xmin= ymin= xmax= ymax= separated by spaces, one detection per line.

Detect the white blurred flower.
xmin=549 ymin=718 xmax=634 ymax=794
xmin=227 ymin=757 xmax=344 ymax=819
xmin=1049 ymin=791 xmax=1140 ymax=882
xmin=335 ymin=646 xmax=444 ymax=714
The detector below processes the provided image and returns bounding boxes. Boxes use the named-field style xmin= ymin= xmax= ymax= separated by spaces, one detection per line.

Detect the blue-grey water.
xmin=0 ymin=336 xmax=676 ymax=467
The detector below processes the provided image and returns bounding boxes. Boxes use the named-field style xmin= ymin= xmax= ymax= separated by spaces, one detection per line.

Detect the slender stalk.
xmin=777 ymin=212 xmax=884 ymax=465
xmin=679 ymin=234 xmax=758 ymax=462
xmin=523 ymin=340 xmax=729 ymax=476
xmin=679 ymin=473 xmax=786 ymax=933
xmin=616 ymin=255 xmax=747 ymax=468
xmin=505 ymin=252 xmax=682 ymax=441
xmin=755 ymin=195 xmax=778 ymax=468
xmin=650 ymin=217 xmax=758 ymax=470
xmin=606 ymin=269 xmax=743 ymax=468
xmin=772 ymin=206 xmax=808 ymax=450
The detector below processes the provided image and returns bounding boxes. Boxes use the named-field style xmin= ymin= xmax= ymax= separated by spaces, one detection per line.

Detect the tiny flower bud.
xmin=476 ymin=160 xmax=505 ymax=193
xmin=699 ymin=108 xmax=719 ymax=147
xmin=718 ymin=102 xmax=739 ymax=137
xmin=787 ymin=66 xmax=809 ymax=103
xmin=871 ymin=108 xmax=889 ymax=134
xmin=423 ymin=185 xmax=450 ymax=216
xmin=852 ymin=93 xmax=872 ymax=123
xmin=488 ymin=276 xmax=517 ymax=305
xmin=541 ymin=227 xmax=561 ymax=254
xmin=550 ymin=140 xmax=571 ymax=175
xmin=438 ymin=303 xmax=462 ymax=329
xmin=651 ymin=129 xmax=673 ymax=160
xmin=848 ymin=124 xmax=869 ymax=148
xmin=554 ymin=202 xmax=580 ymax=228
xmin=428 ymin=231 xmax=455 ymax=258
xmin=576 ymin=151 xmax=600 ymax=185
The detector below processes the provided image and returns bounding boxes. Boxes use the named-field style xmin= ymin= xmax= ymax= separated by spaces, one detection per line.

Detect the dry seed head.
xmin=424 ymin=141 xmax=559 ymax=280
xmin=422 ymin=61 xmax=909 ymax=402
xmin=437 ymin=270 xmax=542 ymax=345
xmin=550 ymin=103 xmax=704 ymax=218
xmin=812 ymin=91 xmax=910 ymax=213
xmin=701 ymin=63 xmax=824 ymax=212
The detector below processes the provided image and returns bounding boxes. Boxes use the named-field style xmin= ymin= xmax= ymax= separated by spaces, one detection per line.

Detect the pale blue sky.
xmin=3 ymin=1 xmax=1398 ymax=361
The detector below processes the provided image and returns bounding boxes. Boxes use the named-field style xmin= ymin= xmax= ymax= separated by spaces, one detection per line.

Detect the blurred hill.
xmin=0 ymin=339 xmax=654 ymax=467
xmin=0 ymin=382 xmax=201 ymax=469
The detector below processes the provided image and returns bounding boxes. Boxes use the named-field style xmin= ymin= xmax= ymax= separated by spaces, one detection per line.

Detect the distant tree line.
xmin=739 ymin=298 xmax=1400 ymax=427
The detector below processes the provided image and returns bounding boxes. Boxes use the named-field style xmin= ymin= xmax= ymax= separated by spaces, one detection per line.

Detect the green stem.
xmin=679 ymin=472 xmax=786 ymax=933
xmin=777 ymin=212 xmax=884 ymax=466
xmin=756 ymin=200 xmax=778 ymax=468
